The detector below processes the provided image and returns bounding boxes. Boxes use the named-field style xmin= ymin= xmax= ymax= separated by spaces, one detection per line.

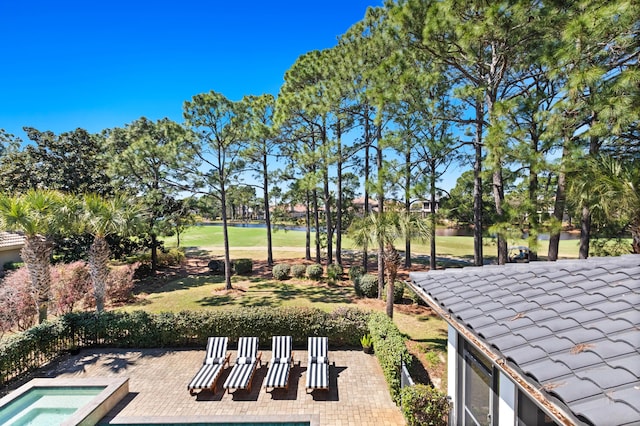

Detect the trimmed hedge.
xmin=208 ymin=259 xmax=224 ymax=275
xmin=401 ymin=384 xmax=451 ymax=426
xmin=368 ymin=312 xmax=411 ymax=404
xmin=348 ymin=265 xmax=364 ymax=282
xmin=359 ymin=274 xmax=379 ymax=298
xmin=306 ymin=264 xmax=323 ymax=280
xmin=326 ymin=264 xmax=343 ymax=284
xmin=272 ymin=263 xmax=291 ymax=280
xmin=291 ymin=264 xmax=307 ymax=278
xmin=233 ymin=258 xmax=253 ymax=275
xmin=0 ymin=307 xmax=371 ymax=386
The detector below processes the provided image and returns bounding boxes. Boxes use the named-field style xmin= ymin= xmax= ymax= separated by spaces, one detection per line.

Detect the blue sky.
xmin=0 ymin=0 xmax=382 ymax=142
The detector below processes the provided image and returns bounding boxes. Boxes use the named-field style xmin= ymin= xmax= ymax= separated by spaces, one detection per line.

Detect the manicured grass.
xmin=163 ymin=224 xmax=581 ymax=261
xmin=123 ymin=275 xmax=356 ymax=314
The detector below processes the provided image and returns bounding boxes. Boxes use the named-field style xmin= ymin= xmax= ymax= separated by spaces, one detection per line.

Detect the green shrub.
xmin=368 ymin=312 xmax=411 ymax=404
xmin=326 ymin=264 xmax=343 ymax=284
xmin=291 ymin=264 xmax=307 ymax=278
xmin=306 ymin=263 xmax=324 ymax=280
xmin=401 ymin=384 xmax=451 ymax=426
xmin=272 ymin=263 xmax=291 ymax=280
xmin=2 ymin=261 xmax=23 ymax=271
xmin=233 ymin=258 xmax=253 ymax=275
xmin=359 ymin=274 xmax=379 ymax=298
xmin=157 ymin=248 xmax=185 ymax=267
xmin=133 ymin=263 xmax=152 ymax=279
xmin=208 ymin=259 xmax=224 ymax=275
xmin=348 ymin=265 xmax=363 ymax=282
xmin=383 ymin=280 xmax=406 ymax=304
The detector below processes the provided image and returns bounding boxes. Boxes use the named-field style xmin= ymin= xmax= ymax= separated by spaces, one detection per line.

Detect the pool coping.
xmin=104 ymin=414 xmax=319 ymax=425
xmin=0 ymin=377 xmax=129 ymax=426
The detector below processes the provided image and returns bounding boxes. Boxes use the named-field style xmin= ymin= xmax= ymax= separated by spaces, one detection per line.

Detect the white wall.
xmin=498 ymin=371 xmax=516 ymax=426
xmin=447 ymin=325 xmax=458 ymax=424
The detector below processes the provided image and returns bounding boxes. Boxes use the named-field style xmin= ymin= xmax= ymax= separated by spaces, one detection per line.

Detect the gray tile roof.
xmin=410 ymin=255 xmax=640 ymax=426
xmin=0 ymin=232 xmax=24 ymax=249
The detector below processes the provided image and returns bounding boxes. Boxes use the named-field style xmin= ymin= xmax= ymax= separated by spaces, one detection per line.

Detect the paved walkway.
xmin=39 ymin=347 xmax=405 ymax=425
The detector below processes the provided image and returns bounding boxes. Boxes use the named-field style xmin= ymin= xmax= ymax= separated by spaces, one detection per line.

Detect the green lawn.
xmin=123 ymin=275 xmax=355 ymax=313
xmin=163 ymin=224 xmax=582 ymax=261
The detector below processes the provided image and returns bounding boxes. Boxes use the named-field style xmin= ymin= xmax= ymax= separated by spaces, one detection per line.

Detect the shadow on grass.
xmin=140 ymin=275 xmax=225 ymax=296
xmin=413 ymin=337 xmax=447 ymax=353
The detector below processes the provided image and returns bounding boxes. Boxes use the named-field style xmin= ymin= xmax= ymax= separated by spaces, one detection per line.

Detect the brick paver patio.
xmin=36 ymin=347 xmax=405 ymax=425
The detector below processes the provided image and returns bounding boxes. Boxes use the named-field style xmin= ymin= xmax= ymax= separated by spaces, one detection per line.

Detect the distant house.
xmin=410 ymin=199 xmax=439 ymax=217
xmin=352 ymin=197 xmax=379 ymax=214
xmin=409 ymin=255 xmax=640 ymax=426
xmin=0 ymin=232 xmax=25 ymax=270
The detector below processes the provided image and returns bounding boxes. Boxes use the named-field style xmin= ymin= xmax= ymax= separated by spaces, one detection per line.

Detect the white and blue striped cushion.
xmin=264 ymin=336 xmax=293 ymax=389
xmin=223 ymin=337 xmax=260 ymax=391
xmin=188 ymin=337 xmax=228 ymax=393
xmin=305 ymin=337 xmax=329 ymax=390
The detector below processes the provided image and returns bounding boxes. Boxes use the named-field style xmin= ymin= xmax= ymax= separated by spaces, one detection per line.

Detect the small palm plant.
xmin=360 ymin=334 xmax=374 ymax=354
xmin=349 ymin=210 xmax=431 ymax=318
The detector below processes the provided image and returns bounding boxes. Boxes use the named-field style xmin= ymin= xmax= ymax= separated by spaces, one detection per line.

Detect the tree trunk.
xmin=336 ymin=120 xmax=343 ymax=266
xmin=631 ymin=223 xmax=640 ymax=254
xmin=579 ymin=205 xmax=591 ymax=259
xmin=89 ymin=236 xmax=111 ymax=312
xmin=221 ymin=182 xmax=233 ymax=290
xmin=263 ymin=152 xmax=274 ymax=266
xmin=377 ymin=125 xmax=385 ymax=299
xmin=492 ymin=167 xmax=508 ymax=265
xmin=527 ymin=138 xmax=539 ymax=261
xmin=363 ymin=117 xmax=370 ymax=273
xmin=549 ymin=138 xmax=570 ymax=261
xmin=21 ymin=235 xmax=53 ymax=324
xmin=313 ymin=189 xmax=321 ymax=264
xmin=404 ymin=149 xmax=412 ymax=268
xmin=473 ymin=103 xmax=484 ymax=266
xmin=323 ymin=161 xmax=333 ymax=265
xmin=429 ymin=160 xmax=437 ymax=270
xmin=305 ymin=190 xmax=311 ymax=261
xmin=384 ymin=243 xmax=400 ymax=318
xmin=377 ymin=243 xmax=385 ymax=300
xmin=579 ymin=135 xmax=601 ymax=259
xmin=150 ymin=233 xmax=159 ymax=272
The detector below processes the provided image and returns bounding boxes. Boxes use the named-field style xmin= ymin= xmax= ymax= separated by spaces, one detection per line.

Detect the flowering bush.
xmin=51 ymin=261 xmax=93 ymax=314
xmin=106 ymin=263 xmax=138 ymax=304
xmin=0 ymin=268 xmax=37 ymax=335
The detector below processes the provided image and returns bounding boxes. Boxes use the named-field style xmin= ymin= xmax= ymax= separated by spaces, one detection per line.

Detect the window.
xmin=462 ymin=342 xmax=494 ymax=426
xmin=517 ymin=391 xmax=559 ymax=426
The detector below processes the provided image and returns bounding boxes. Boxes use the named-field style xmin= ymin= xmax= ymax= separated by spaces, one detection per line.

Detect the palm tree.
xmin=584 ymin=155 xmax=640 ymax=254
xmin=349 ymin=210 xmax=431 ymax=317
xmin=0 ymin=190 xmax=68 ymax=323
xmin=81 ymin=194 xmax=141 ymax=312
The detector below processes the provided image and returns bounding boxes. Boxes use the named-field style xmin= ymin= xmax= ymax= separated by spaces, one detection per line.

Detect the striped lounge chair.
xmin=264 ymin=336 xmax=294 ymax=391
xmin=223 ymin=337 xmax=262 ymax=393
xmin=187 ymin=336 xmax=230 ymax=395
xmin=305 ymin=336 xmax=329 ymax=391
